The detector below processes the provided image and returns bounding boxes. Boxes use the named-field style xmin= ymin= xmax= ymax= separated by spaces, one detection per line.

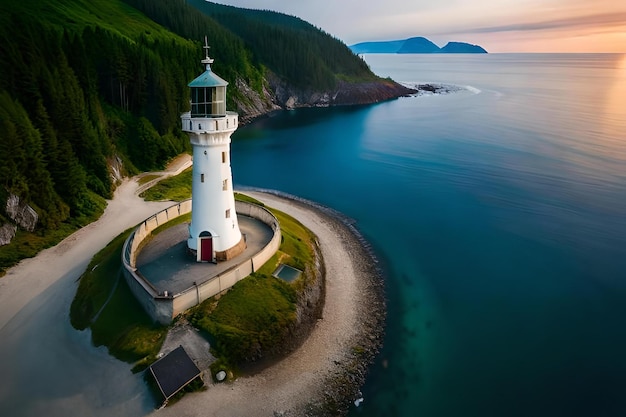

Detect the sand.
xmin=0 ymin=155 xmax=192 ymax=332
xmin=0 ymin=159 xmax=385 ymax=416
xmin=153 ymin=191 xmax=385 ymax=416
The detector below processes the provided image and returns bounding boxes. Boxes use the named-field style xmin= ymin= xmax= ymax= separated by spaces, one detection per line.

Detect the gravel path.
xmin=152 ymin=190 xmax=385 ymax=417
xmin=0 ymin=160 xmax=384 ymax=416
xmin=0 ymin=179 xmax=173 ymax=332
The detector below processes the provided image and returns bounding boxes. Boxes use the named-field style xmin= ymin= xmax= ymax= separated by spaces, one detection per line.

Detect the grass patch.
xmin=70 ymin=227 xmax=167 ymax=371
xmin=138 ymin=167 xmax=266 ymax=206
xmin=151 ymin=212 xmax=191 ymax=236
xmin=70 ymin=229 xmax=132 ymax=330
xmin=0 ymin=192 xmax=105 ymax=277
xmin=91 ymin=275 xmax=167 ymax=370
xmin=140 ymin=168 xmax=192 ymax=201
xmin=188 ymin=205 xmax=317 ymax=366
xmin=233 ymin=192 xmax=264 ymax=206
xmin=189 ymin=274 xmax=297 ymax=363
xmin=137 ymin=174 xmax=161 ymax=186
xmin=267 ymin=208 xmax=316 ymax=271
xmin=70 ymin=184 xmax=318 ymax=379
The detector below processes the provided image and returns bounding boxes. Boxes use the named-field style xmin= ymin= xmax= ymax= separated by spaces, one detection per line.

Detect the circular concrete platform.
xmin=136 ymin=215 xmax=273 ymax=295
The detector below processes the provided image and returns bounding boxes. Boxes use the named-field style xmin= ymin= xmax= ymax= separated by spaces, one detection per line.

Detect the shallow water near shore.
xmin=1 ymin=53 xmax=625 ymax=417
xmin=231 ymin=54 xmax=626 ymax=416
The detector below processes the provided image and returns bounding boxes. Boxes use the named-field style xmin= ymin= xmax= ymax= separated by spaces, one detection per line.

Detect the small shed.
xmin=149 ymin=345 xmax=202 ymax=403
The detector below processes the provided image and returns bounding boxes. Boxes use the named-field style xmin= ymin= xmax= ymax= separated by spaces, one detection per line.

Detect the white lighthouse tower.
xmin=181 ymin=40 xmax=245 ymax=262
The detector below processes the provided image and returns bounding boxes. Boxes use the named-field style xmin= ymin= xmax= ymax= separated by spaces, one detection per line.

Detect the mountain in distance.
xmin=398 ymin=37 xmax=440 ymax=53
xmin=440 ymin=41 xmax=487 ymax=53
xmin=350 ymin=36 xmax=488 ymax=54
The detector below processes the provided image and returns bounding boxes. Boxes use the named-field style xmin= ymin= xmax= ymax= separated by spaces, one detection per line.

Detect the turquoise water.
xmin=231 ymin=54 xmax=626 ymax=416
xmin=1 ymin=54 xmax=625 ymax=417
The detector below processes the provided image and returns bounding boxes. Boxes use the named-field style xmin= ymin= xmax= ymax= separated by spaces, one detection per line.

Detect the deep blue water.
xmin=1 ymin=53 xmax=625 ymax=417
xmin=231 ymin=54 xmax=626 ymax=417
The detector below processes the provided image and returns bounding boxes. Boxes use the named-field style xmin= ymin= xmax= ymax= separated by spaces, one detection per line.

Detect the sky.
xmin=215 ymin=0 xmax=626 ymax=53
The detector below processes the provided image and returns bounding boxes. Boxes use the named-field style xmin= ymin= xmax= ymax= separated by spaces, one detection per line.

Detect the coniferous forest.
xmin=0 ymin=0 xmax=403 ymax=273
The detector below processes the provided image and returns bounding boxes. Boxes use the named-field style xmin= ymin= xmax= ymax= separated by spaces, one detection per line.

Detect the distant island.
xmin=350 ymin=36 xmax=488 ymax=54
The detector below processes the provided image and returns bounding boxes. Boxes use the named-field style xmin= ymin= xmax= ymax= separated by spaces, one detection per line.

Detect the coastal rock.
xmin=234 ymin=78 xmax=281 ymax=124
xmin=265 ymin=73 xmax=415 ymax=112
xmin=5 ymin=194 xmax=38 ymax=232
xmin=289 ymin=242 xmax=326 ymax=348
xmin=330 ymin=79 xmax=415 ymax=105
xmin=281 ymin=202 xmax=387 ymax=417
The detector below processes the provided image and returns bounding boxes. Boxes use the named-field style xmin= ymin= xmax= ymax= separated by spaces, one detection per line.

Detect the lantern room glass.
xmin=191 ymin=86 xmax=226 ymax=117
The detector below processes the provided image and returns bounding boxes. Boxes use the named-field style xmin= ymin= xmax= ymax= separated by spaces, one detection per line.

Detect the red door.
xmin=200 ymin=237 xmax=213 ymax=262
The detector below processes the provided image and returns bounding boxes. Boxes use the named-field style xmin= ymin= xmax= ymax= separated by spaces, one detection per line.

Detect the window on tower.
xmin=201 ymin=174 xmax=205 ymax=183
xmin=222 ymin=179 xmax=228 ymax=190
xmin=222 ymin=152 xmax=227 ymax=163
xmin=225 ymin=209 xmax=231 ymax=218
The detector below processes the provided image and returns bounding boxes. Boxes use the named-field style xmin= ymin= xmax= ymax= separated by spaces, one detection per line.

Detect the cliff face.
xmin=0 ymin=223 xmax=17 ymax=246
xmin=259 ymin=74 xmax=415 ymax=113
xmin=5 ymin=194 xmax=38 ymax=232
xmin=234 ymin=78 xmax=282 ymax=124
xmin=1 ymin=193 xmax=38 ymax=246
xmin=329 ymin=79 xmax=417 ymax=105
xmin=231 ymin=73 xmax=415 ymax=123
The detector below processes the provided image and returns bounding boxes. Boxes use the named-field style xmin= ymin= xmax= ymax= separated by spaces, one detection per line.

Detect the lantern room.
xmin=188 ymin=42 xmax=228 ymax=118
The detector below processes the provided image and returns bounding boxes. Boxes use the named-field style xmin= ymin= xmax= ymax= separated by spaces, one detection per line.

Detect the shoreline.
xmin=253 ymin=191 xmax=387 ymax=415
xmin=153 ymin=190 xmax=386 ymax=417
xmin=0 ymin=177 xmax=386 ymax=416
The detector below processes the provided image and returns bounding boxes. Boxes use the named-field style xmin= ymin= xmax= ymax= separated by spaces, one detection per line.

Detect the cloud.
xmin=464 ymin=11 xmax=626 ymax=34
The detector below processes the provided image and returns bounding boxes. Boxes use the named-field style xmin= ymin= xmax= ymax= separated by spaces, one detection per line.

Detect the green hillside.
xmin=186 ymin=0 xmax=376 ymax=87
xmin=0 ymin=0 xmax=395 ymax=274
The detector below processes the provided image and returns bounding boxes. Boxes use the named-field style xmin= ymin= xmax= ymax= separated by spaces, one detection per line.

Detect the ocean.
xmin=230 ymin=54 xmax=626 ymax=416
xmin=1 ymin=53 xmax=625 ymax=417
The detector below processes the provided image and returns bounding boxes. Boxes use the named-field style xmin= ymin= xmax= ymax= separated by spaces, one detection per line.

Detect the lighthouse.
xmin=181 ymin=40 xmax=245 ymax=262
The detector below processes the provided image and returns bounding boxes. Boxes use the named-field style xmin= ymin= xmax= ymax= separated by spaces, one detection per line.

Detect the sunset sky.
xmin=216 ymin=0 xmax=626 ymax=53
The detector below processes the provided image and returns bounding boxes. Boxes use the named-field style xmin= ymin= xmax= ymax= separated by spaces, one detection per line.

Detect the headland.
xmin=0 ymin=167 xmax=386 ymax=416
xmin=152 ymin=190 xmax=386 ymax=416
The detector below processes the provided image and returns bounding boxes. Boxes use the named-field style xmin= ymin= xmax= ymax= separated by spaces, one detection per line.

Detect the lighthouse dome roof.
xmin=188 ymin=66 xmax=228 ymax=88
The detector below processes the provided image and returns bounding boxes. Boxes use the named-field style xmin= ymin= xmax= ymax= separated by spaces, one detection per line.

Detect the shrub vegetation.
xmin=70 ymin=190 xmax=317 ymax=375
xmin=0 ymin=0 xmax=377 ymax=275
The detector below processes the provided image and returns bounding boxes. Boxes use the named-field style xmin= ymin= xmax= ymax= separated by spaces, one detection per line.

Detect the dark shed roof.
xmin=149 ymin=345 xmax=201 ymax=400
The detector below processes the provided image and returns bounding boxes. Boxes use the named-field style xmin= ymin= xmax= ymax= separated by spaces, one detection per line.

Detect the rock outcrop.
xmin=265 ymin=74 xmax=416 ymax=112
xmin=5 ymin=194 xmax=38 ymax=232
xmin=0 ymin=223 xmax=17 ymax=246
xmin=234 ymin=78 xmax=282 ymax=124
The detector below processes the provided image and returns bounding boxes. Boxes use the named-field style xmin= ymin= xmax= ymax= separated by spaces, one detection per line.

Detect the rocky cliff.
xmin=5 ymin=194 xmax=38 ymax=232
xmin=1 ymin=193 xmax=38 ymax=246
xmin=0 ymin=223 xmax=17 ymax=246
xmin=233 ymin=73 xmax=415 ymax=123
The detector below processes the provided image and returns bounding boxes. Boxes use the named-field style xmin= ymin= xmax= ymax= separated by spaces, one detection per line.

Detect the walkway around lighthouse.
xmin=136 ymin=215 xmax=273 ymax=296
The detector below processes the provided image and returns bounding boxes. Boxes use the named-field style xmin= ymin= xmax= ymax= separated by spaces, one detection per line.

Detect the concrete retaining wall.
xmin=128 ymin=200 xmax=192 ymax=266
xmin=122 ymin=198 xmax=281 ymax=324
